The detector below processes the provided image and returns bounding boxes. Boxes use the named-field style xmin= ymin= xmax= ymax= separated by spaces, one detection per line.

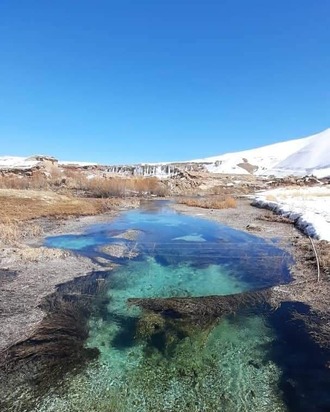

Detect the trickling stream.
xmin=3 ymin=201 xmax=330 ymax=411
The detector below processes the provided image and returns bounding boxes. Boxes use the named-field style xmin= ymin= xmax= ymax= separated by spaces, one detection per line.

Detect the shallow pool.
xmin=7 ymin=201 xmax=329 ymax=412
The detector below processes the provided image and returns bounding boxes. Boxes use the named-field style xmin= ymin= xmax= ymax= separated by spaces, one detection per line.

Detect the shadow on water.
xmin=268 ymin=302 xmax=330 ymax=412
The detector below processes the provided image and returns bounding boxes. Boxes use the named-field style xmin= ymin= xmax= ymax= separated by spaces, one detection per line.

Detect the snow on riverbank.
xmin=253 ymin=186 xmax=330 ymax=241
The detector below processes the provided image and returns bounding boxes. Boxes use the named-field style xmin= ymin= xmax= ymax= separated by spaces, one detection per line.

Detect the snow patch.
xmin=253 ymin=187 xmax=330 ymax=241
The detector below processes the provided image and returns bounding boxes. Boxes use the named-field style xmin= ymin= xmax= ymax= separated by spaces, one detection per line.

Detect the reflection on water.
xmin=5 ymin=201 xmax=329 ymax=411
xmin=45 ymin=201 xmax=292 ymax=290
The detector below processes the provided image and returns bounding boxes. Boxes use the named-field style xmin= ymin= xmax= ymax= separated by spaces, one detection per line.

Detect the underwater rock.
xmin=111 ymin=229 xmax=143 ymax=241
xmin=98 ymin=243 xmax=139 ymax=258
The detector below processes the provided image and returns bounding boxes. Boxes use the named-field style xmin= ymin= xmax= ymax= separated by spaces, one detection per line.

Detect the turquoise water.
xmin=46 ymin=201 xmax=291 ymax=292
xmin=29 ymin=201 xmax=300 ymax=411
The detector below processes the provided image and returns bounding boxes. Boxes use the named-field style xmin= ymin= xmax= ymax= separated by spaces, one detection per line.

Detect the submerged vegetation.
xmin=3 ymin=276 xmax=329 ymax=411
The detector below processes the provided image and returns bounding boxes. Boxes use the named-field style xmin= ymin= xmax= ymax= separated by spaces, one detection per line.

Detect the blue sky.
xmin=0 ymin=1 xmax=329 ymax=164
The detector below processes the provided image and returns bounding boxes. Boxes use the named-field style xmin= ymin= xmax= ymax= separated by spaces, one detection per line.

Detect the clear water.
xmin=35 ymin=314 xmax=286 ymax=412
xmin=45 ymin=201 xmax=291 ymax=292
xmin=9 ymin=200 xmax=302 ymax=411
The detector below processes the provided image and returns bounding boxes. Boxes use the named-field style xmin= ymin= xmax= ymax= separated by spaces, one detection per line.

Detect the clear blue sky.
xmin=0 ymin=1 xmax=329 ymax=164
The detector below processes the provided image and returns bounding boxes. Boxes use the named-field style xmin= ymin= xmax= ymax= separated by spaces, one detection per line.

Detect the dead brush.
xmin=178 ymin=196 xmax=237 ymax=209
xmin=257 ymin=213 xmax=293 ymax=224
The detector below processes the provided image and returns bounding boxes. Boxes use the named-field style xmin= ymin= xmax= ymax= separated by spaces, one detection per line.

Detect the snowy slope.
xmin=190 ymin=129 xmax=330 ymax=177
xmin=272 ymin=129 xmax=330 ymax=177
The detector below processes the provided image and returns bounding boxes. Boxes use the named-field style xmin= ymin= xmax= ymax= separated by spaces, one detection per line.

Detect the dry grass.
xmin=0 ymin=173 xmax=168 ymax=197
xmin=0 ymin=189 xmax=138 ymax=244
xmin=178 ymin=196 xmax=237 ymax=209
xmin=0 ymin=193 xmax=106 ymax=222
xmin=0 ymin=222 xmax=43 ymax=245
xmin=264 ymin=188 xmax=330 ymax=202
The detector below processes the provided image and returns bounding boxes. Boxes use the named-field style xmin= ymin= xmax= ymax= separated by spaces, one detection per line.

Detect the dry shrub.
xmin=178 ymin=196 xmax=237 ymax=209
xmin=81 ymin=176 xmax=167 ymax=197
xmin=84 ymin=177 xmax=127 ymax=197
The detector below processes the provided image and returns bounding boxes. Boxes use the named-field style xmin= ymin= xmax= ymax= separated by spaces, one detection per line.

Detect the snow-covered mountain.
xmin=1 ymin=129 xmax=329 ymax=178
xmin=191 ymin=128 xmax=330 ymax=177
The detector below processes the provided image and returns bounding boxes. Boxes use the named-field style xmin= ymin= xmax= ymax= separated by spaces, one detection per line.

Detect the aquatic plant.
xmin=128 ymin=288 xmax=271 ymax=321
